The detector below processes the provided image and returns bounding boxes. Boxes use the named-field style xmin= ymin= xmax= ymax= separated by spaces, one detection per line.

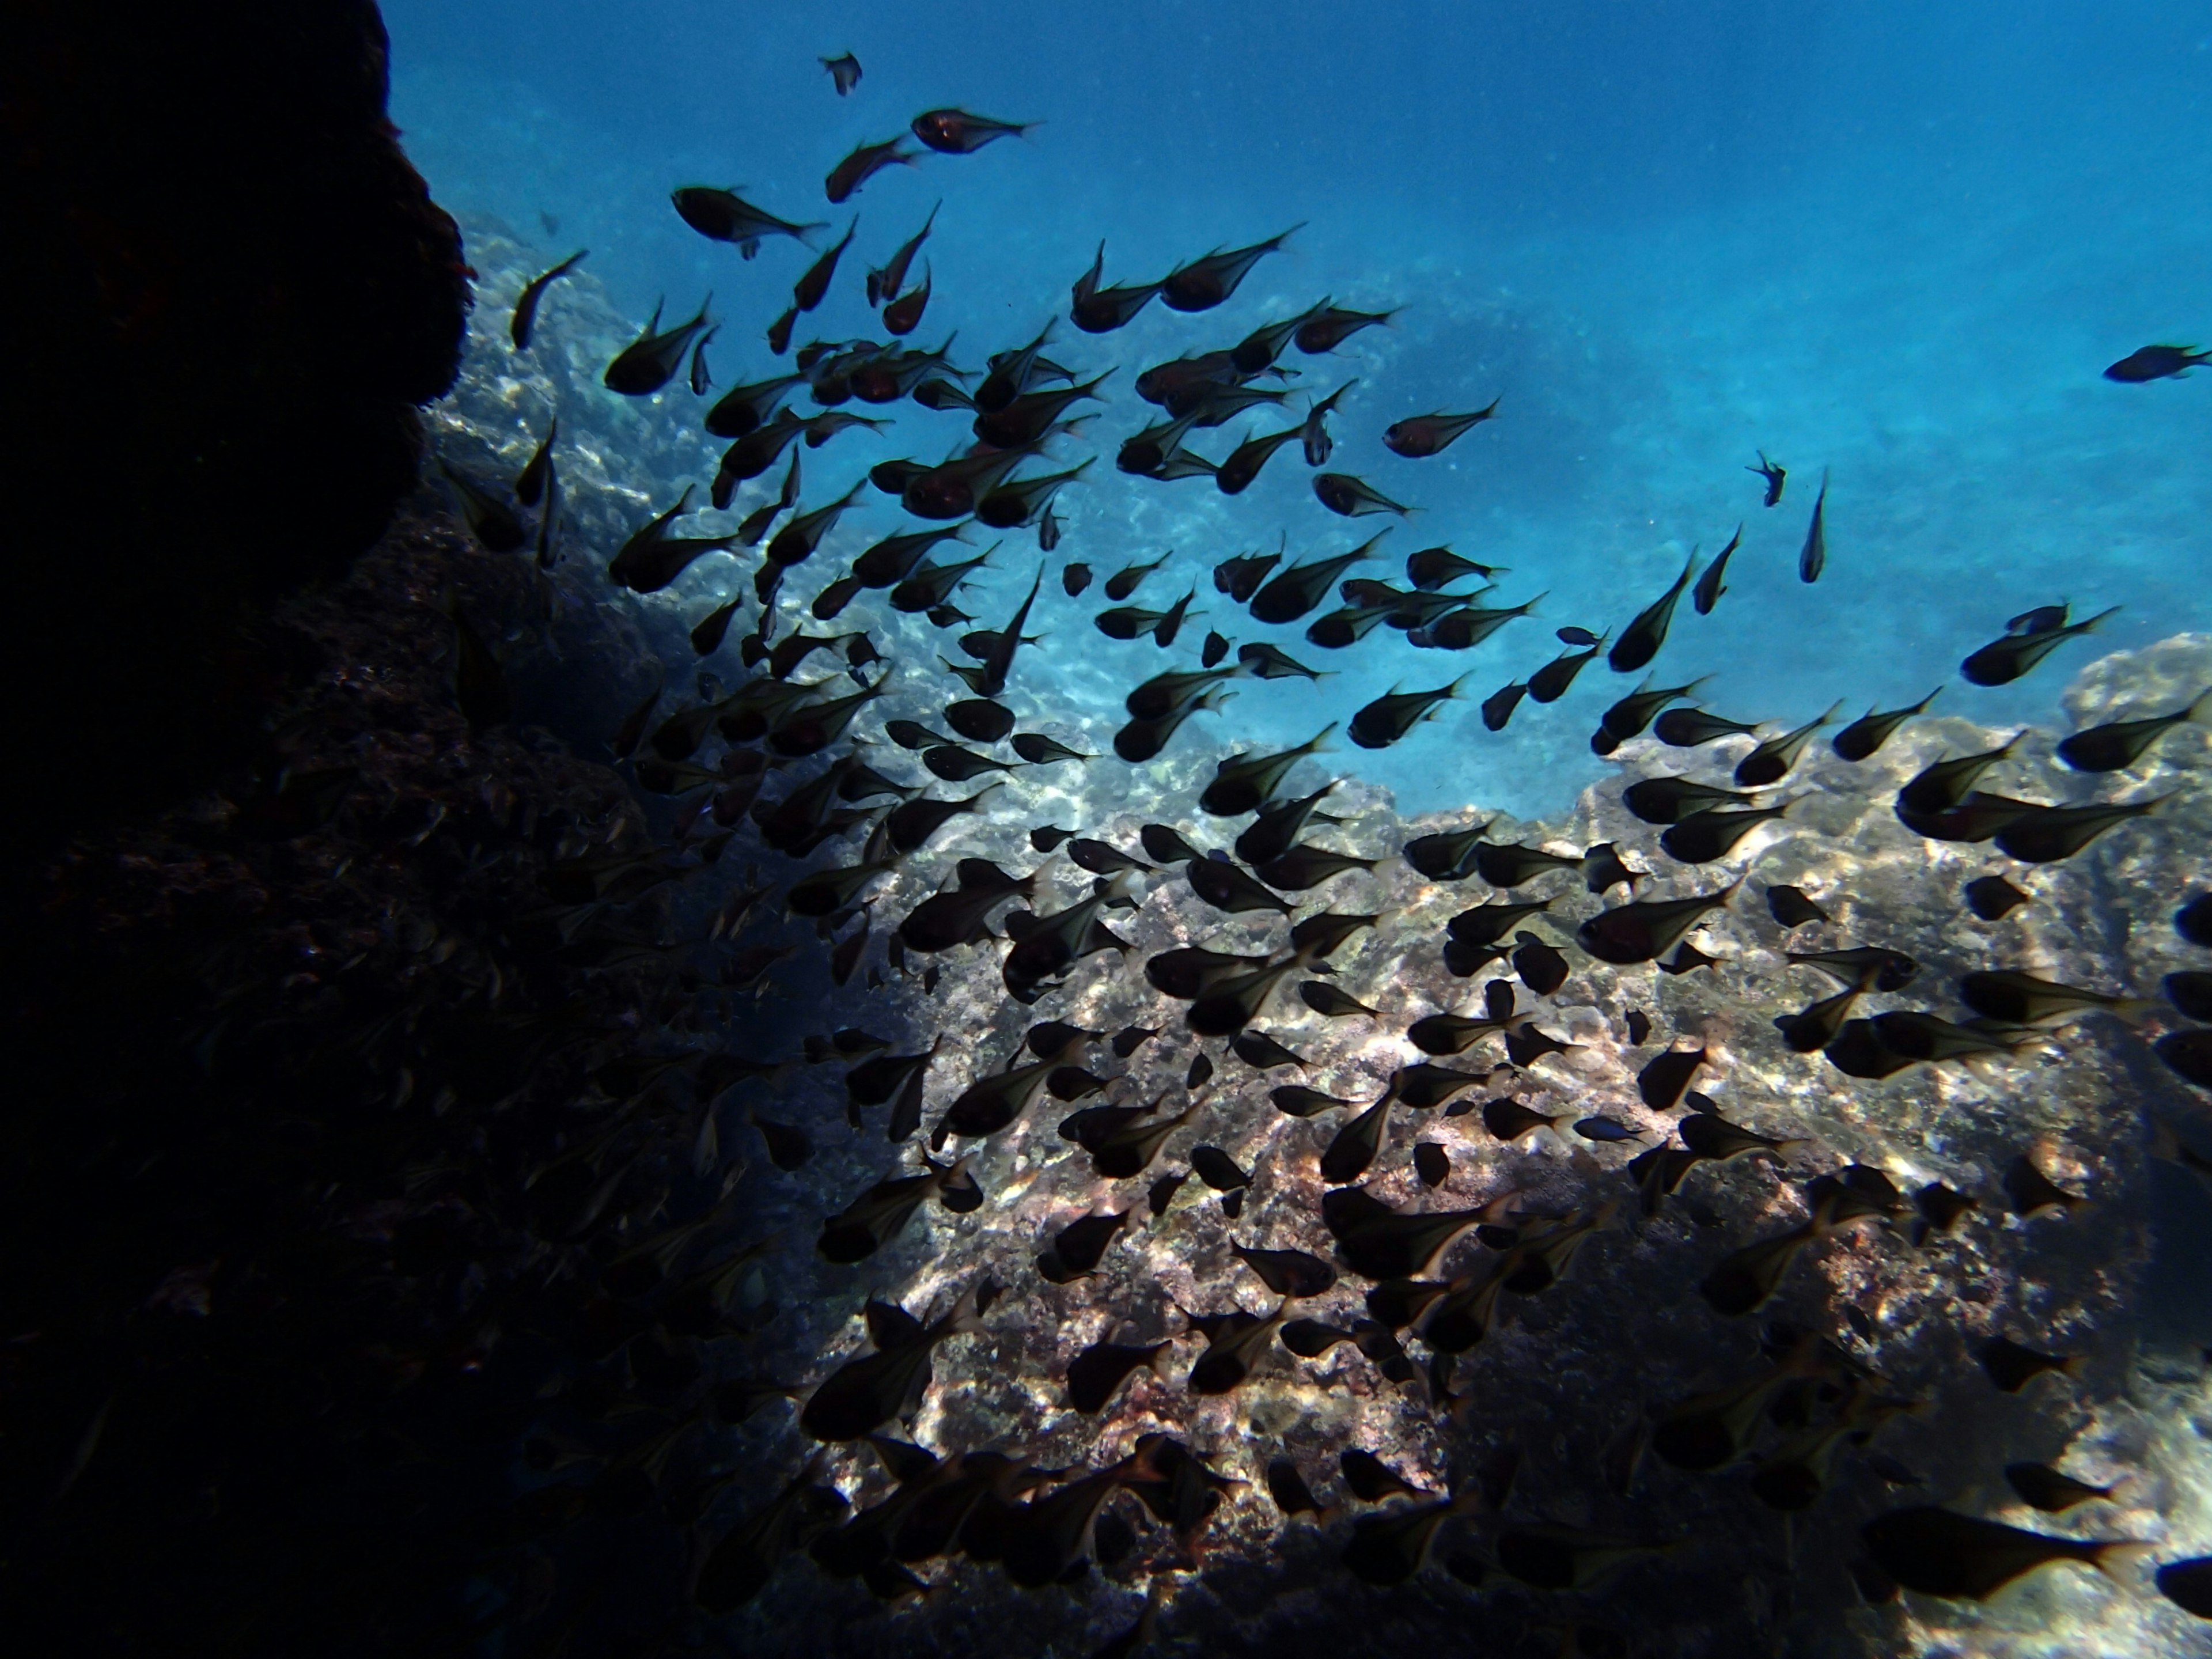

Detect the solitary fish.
xmin=1747 ymin=452 xmax=1785 ymax=506
xmin=911 ymin=108 xmax=1034 ymax=154
xmin=2105 ymin=344 xmax=2211 ymax=382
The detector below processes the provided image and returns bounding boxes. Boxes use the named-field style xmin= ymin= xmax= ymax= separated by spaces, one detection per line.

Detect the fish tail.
xmin=2089 ymin=1540 xmax=2157 ymax=1577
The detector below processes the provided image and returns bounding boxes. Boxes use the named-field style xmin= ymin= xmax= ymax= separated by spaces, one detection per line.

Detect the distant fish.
xmin=911 ymin=108 xmax=1034 ymax=154
xmin=604 ymin=296 xmax=714 ymax=396
xmin=2105 ymin=344 xmax=2210 ymax=382
xmin=509 ymin=249 xmax=586 ymax=350
xmin=671 ymin=187 xmax=825 ymax=254
xmin=1295 ymin=305 xmax=1399 ymax=354
xmin=1161 ymin=225 xmax=1301 ymax=313
xmin=821 ymin=51 xmax=862 ymax=94
xmin=826 ymin=138 xmax=916 ymax=203
xmin=1747 ymin=451 xmax=1786 ymax=506
xmin=1798 ymin=469 xmax=1828 ymax=582
xmin=1692 ymin=524 xmax=1740 ymax=615
xmin=1383 ymin=401 xmax=1499 ymax=458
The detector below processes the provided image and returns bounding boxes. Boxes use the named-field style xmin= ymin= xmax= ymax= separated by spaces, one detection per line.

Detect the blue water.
xmin=384 ymin=0 xmax=2212 ymax=819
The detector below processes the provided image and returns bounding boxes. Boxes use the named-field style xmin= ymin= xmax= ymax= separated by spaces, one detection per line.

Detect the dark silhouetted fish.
xmin=1609 ymin=550 xmax=1700 ymax=672
xmin=1350 ymin=678 xmax=1465 ymax=748
xmin=826 ymin=139 xmax=915 ymax=203
xmin=1296 ymin=305 xmax=1398 ymax=354
xmin=1798 ymin=469 xmax=1828 ymax=582
xmin=1748 ymin=452 xmax=1785 ymax=506
xmin=673 ymin=187 xmax=826 ymax=252
xmin=605 ymin=296 xmax=713 ymax=395
xmin=2105 ymin=344 xmax=2211 ymax=381
xmin=510 ymin=249 xmax=586 ymax=349
xmin=2055 ymin=689 xmax=2210 ymax=771
xmin=1961 ymin=605 xmax=2119 ymax=686
xmin=1161 ymin=225 xmax=1300 ymax=312
xmin=1070 ymin=241 xmax=1164 ymax=333
xmin=821 ymin=51 xmax=862 ymax=94
xmin=911 ymin=107 xmax=1033 ymax=153
xmin=1314 ymin=472 xmax=1412 ymax=517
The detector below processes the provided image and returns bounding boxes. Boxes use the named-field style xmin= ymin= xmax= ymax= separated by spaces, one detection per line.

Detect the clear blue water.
xmin=384 ymin=0 xmax=2212 ymax=819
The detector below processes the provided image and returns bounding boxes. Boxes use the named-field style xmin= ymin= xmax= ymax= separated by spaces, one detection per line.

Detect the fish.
xmin=1037 ymin=1209 xmax=1132 ymax=1282
xmin=1215 ymin=425 xmax=1306 ymax=495
xmin=1301 ymin=379 xmax=1356 ymax=466
xmin=2104 ymin=344 xmax=2211 ymax=381
xmin=1090 ymin=1099 xmax=1202 ymax=1179
xmin=1734 ymin=701 xmax=1840 ymax=785
xmin=1405 ymin=546 xmax=1505 ymax=590
xmin=435 ymin=458 xmax=527 ymax=553
xmin=1113 ymin=683 xmax=1236 ymax=762
xmin=1692 ymin=524 xmax=1741 ymax=615
xmin=1186 ymin=1301 xmax=1291 ymax=1393
xmin=764 ymin=478 xmax=867 ymax=569
xmin=821 ymin=50 xmax=861 ymax=92
xmin=1957 ymin=969 xmax=2154 ymax=1026
xmin=1480 ymin=681 xmax=1528 ymax=732
xmin=1607 ymin=550 xmax=1702 ymax=673
xmin=1798 ymin=469 xmax=1828 ymax=582
xmin=793 ymin=221 xmax=859 ymax=311
xmin=1070 ymin=241 xmax=1165 ymax=333
xmin=1994 ymin=796 xmax=2168 ymax=863
xmin=936 ymin=1034 xmax=1088 ymax=1142
xmin=1653 ymin=707 xmax=1763 ymax=746
xmin=883 ymin=784 xmax=1005 ymax=856
xmin=673 ymin=185 xmax=826 ymax=254
xmin=1574 ymin=1117 xmax=1639 ymax=1144
xmin=1161 ymin=225 xmax=1300 ymax=312
xmin=1964 ymin=873 xmax=2030 ymax=920
xmin=1350 ymin=677 xmax=1466 ymax=748
xmin=604 ymin=295 xmax=714 ymax=396
xmin=510 ymin=249 xmax=587 ymax=349
xmin=2055 ymin=689 xmax=2211 ymax=771
xmin=1636 ymin=1044 xmax=1707 ymax=1111
xmin=1483 ymin=1099 xmax=1564 ymax=1145
xmin=1298 ymin=980 xmax=1377 ymax=1021
xmin=1383 ymin=402 xmax=1500 ymax=459
xmin=707 ymin=372 xmax=809 ymax=440
xmin=1202 ymin=630 xmax=1230 ymax=666
xmin=688 ymin=325 xmax=717 ymax=393
xmin=1577 ymin=880 xmax=1739 ymax=965
xmin=1861 ymin=1506 xmax=2148 ymax=1600
xmin=1660 ymin=802 xmax=1791 ymax=863
xmin=1065 ymin=1340 xmax=1171 ymax=1414
xmin=1104 ymin=552 xmax=1172 ymax=601
xmin=1295 ymin=305 xmax=1399 ymax=353
xmin=1832 ymin=686 xmax=1942 ymax=762
xmin=1473 ymin=843 xmax=1583 ymax=887
xmin=801 ymin=1286 xmax=986 ymax=1441
xmin=826 ymin=139 xmax=915 ymax=204
xmin=1200 ymin=725 xmax=1336 ymax=816
xmin=752 ymin=1110 xmax=813 ymax=1171
xmin=1314 ymin=473 xmax=1413 ymax=517
xmin=2005 ymin=1462 xmax=2133 ymax=1514
xmin=882 ymin=267 xmax=933 ymax=335
xmin=1747 ymin=451 xmax=1786 ymax=506
xmin=1215 ymin=549 xmax=1284 ymax=601
xmin=1602 ymin=676 xmax=1711 ymax=740
xmin=1700 ymin=1191 xmax=1875 ymax=1316
xmin=898 ymin=860 xmax=1037 ymax=954
xmin=891 ymin=549 xmax=994 ymax=613
xmin=1527 ymin=636 xmax=1607 ymax=702
xmin=911 ymin=108 xmax=1033 ymax=154
xmin=817 ymin=1153 xmax=975 ymax=1262
xmin=766 ymin=305 xmax=797 ymax=355
xmin=1403 ymin=820 xmax=1494 ymax=880
xmin=1961 ymin=605 xmax=2120 ymax=686
xmin=1775 ymin=983 xmax=1868 ymax=1052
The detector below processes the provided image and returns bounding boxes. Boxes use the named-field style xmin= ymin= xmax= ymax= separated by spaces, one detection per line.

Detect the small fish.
xmin=1734 ymin=700 xmax=1840 ymax=786
xmin=1062 ymin=562 xmax=1092 ymax=597
xmin=1692 ymin=524 xmax=1741 ymax=615
xmin=1011 ymin=733 xmax=1092 ymax=765
xmin=2003 ymin=1154 xmax=2088 ymax=1219
xmin=1267 ymin=1457 xmax=1332 ymax=1520
xmin=1252 ymin=535 xmax=1388 ymax=623
xmin=1238 ymin=641 xmax=1330 ymax=680
xmin=605 ymin=296 xmax=714 ymax=396
xmin=2005 ymin=1462 xmax=2132 ymax=1514
xmin=1039 ymin=1209 xmax=1132 ymax=1281
xmin=1575 ymin=1116 xmax=1639 ymax=1143
xmin=1187 ymin=1301 xmax=1291 ymax=1393
xmin=1995 ymin=796 xmax=2169 ymax=863
xmin=1070 ymin=241 xmax=1165 ymax=334
xmin=1161 ymin=225 xmax=1300 ymax=313
xmin=1577 ymin=881 xmax=1740 ymax=965
xmin=1350 ymin=677 xmax=1466 ymax=749
xmin=1958 ymin=969 xmax=2154 ymax=1027
xmin=1301 ymin=980 xmax=1379 ymax=1020
xmin=1295 ymin=305 xmax=1399 ymax=354
xmin=435 ymin=458 xmax=527 ymax=554
xmin=752 ymin=1111 xmax=813 ymax=1171
xmin=1201 ymin=630 xmax=1230 ymax=667
xmin=2105 ymin=344 xmax=2211 ymax=382
xmin=1313 ymin=472 xmax=1413 ymax=518
xmin=1653 ymin=707 xmax=1763 ymax=747
xmin=2160 ymin=1558 xmax=2212 ymax=1619
xmin=1414 ymin=1142 xmax=1452 ymax=1186
xmin=1383 ymin=402 xmax=1499 ymax=459
xmin=817 ymin=1152 xmax=974 ymax=1262
xmin=1066 ymin=1340 xmax=1171 ymax=1414
xmin=1973 ymin=876 xmax=2026 ymax=929
xmin=2055 ymin=688 xmax=2211 ymax=771
xmin=445 ymin=595 xmax=512 ymax=729
xmin=1215 ymin=424 xmax=1306 ymax=495
xmin=689 ymin=326 xmax=717 ymax=393
xmin=821 ymin=51 xmax=862 ymax=94
xmin=793 ymin=220 xmax=859 ymax=310
xmin=1215 ymin=548 xmax=1284 ymax=601
xmin=1406 ymin=546 xmax=1504 ymax=590
xmin=1602 ymin=676 xmax=1711 ymax=740
xmin=1637 ymin=1044 xmax=1707 ymax=1111
xmin=1301 ymin=378 xmax=1356 ymax=466
xmin=801 ymin=1286 xmax=986 ymax=1441
xmin=1609 ymin=550 xmax=1701 ymax=673
xmin=882 ymin=266 xmax=933 ymax=335
xmin=510 ymin=249 xmax=587 ymax=350
xmin=1105 ymin=552 xmax=1172 ymax=600
xmin=1747 ymin=452 xmax=1786 ymax=506
xmin=911 ymin=108 xmax=1033 ymax=154
xmin=1624 ymin=1010 xmax=1652 ymax=1044
xmin=1863 ymin=1506 xmax=2149 ymax=1601
xmin=826 ymin=139 xmax=916 ymax=204
xmin=1961 ymin=605 xmax=2120 ymax=687
xmin=1797 ymin=469 xmax=1828 ymax=582
xmin=1832 ymin=686 xmax=1943 ymax=762
xmin=1480 ymin=681 xmax=1528 ymax=732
